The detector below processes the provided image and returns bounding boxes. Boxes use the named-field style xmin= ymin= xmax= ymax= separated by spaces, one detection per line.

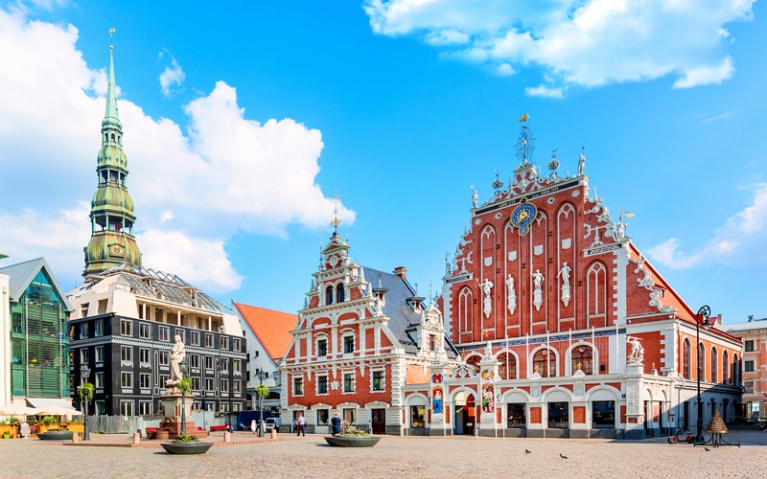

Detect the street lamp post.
xmin=255 ymin=369 xmax=269 ymax=438
xmin=695 ymin=305 xmax=712 ymax=444
xmin=80 ymin=365 xmax=91 ymax=441
xmin=180 ymin=359 xmax=188 ymax=436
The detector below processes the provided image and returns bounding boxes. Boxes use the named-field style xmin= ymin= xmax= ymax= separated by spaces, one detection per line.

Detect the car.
xmin=265 ymin=417 xmax=281 ymax=432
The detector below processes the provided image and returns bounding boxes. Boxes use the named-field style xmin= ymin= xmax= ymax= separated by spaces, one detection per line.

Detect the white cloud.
xmin=701 ymin=110 xmax=737 ymax=124
xmin=494 ymin=63 xmax=514 ymax=76
xmin=364 ymin=0 xmax=755 ymax=91
xmin=138 ymin=230 xmax=243 ymax=292
xmin=525 ymin=84 xmax=564 ymax=98
xmin=648 ymin=183 xmax=767 ymax=269
xmin=159 ymin=57 xmax=185 ymax=97
xmin=0 ymin=8 xmax=354 ymax=291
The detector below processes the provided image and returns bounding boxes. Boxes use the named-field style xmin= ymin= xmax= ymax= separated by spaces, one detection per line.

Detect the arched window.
xmin=497 ymin=353 xmax=517 ymax=380
xmin=111 ymin=133 xmax=115 ymax=141
xmin=458 ymin=287 xmax=473 ymax=333
xmin=682 ymin=339 xmax=691 ymax=379
xmin=586 ymin=263 xmax=607 ymax=327
xmin=325 ymin=286 xmax=334 ymax=306
xmin=533 ymin=349 xmax=557 ymax=378
xmin=698 ymin=342 xmax=705 ymax=380
xmin=571 ymin=345 xmax=594 ymax=375
xmin=711 ymin=347 xmax=718 ymax=383
xmin=722 ymin=350 xmax=729 ymax=384
xmin=465 ymin=355 xmax=481 ymax=369
xmin=336 ymin=285 xmax=345 ymax=303
xmin=732 ymin=354 xmax=739 ymax=385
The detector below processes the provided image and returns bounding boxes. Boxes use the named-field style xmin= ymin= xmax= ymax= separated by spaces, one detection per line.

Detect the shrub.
xmin=172 ymin=433 xmax=200 ymax=444
xmin=40 ymin=416 xmax=58 ymax=426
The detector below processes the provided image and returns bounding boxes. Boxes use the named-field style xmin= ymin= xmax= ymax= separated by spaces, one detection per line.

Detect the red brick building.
xmin=280 ymin=123 xmax=743 ymax=439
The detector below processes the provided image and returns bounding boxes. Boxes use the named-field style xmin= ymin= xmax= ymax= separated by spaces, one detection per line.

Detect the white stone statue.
xmin=532 ymin=269 xmax=544 ymax=311
xmin=557 ymin=262 xmax=572 ymax=307
xmin=168 ymin=335 xmax=186 ymax=386
xmin=472 ymin=186 xmax=479 ymax=208
xmin=627 ymin=336 xmax=644 ymax=364
xmin=484 ymin=341 xmax=493 ymax=358
xmin=505 ymin=274 xmax=517 ymax=315
xmin=482 ymin=278 xmax=493 ymax=318
xmin=577 ymin=147 xmax=586 ymax=176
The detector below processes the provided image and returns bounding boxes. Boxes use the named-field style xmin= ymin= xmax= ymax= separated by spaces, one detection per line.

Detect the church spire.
xmin=83 ymin=31 xmax=141 ymax=277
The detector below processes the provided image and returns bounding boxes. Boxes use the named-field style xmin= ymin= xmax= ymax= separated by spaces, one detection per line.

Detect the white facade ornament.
xmin=484 ymin=341 xmax=493 ymax=358
xmin=482 ymin=278 xmax=494 ymax=318
xmin=472 ymin=185 xmax=479 ymax=208
xmin=508 ymin=251 xmax=517 ymax=262
xmin=533 ymin=245 xmax=543 ymax=256
xmin=505 ymin=274 xmax=517 ymax=315
xmin=561 ymin=238 xmax=572 ymax=250
xmin=577 ymin=147 xmax=586 ymax=176
xmin=626 ymin=336 xmax=644 ymax=364
xmin=557 ymin=262 xmax=572 ymax=307
xmin=532 ymin=269 xmax=545 ymax=311
xmin=484 ymin=256 xmax=493 ymax=266
xmin=167 ymin=335 xmax=186 ymax=386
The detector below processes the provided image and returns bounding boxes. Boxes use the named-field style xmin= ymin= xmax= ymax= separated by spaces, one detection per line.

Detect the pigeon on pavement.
xmin=525 ymin=449 xmax=531 ymax=454
xmin=560 ymin=453 xmax=568 ymax=459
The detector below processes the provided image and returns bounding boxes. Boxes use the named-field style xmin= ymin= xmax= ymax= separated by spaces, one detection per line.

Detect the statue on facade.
xmin=505 ymin=274 xmax=517 ymax=314
xmin=557 ymin=262 xmax=572 ymax=307
xmin=472 ymin=185 xmax=479 ymax=208
xmin=626 ymin=336 xmax=644 ymax=364
xmin=532 ymin=269 xmax=544 ymax=311
xmin=577 ymin=147 xmax=586 ymax=176
xmin=482 ymin=278 xmax=493 ymax=318
xmin=167 ymin=335 xmax=186 ymax=386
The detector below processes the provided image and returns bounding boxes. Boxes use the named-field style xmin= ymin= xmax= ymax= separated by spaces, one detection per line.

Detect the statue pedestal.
xmin=624 ymin=362 xmax=645 ymax=440
xmin=146 ymin=391 xmax=208 ymax=440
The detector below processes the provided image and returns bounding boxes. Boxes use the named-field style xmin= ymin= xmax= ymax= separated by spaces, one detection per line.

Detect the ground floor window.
xmin=592 ymin=401 xmax=615 ymax=428
xmin=232 ymin=403 xmax=241 ymax=412
xmin=205 ymin=403 xmax=215 ymax=412
xmin=507 ymin=403 xmax=526 ymax=427
xmin=411 ymin=405 xmax=426 ymax=428
xmin=317 ymin=409 xmax=329 ymax=425
xmin=120 ymin=400 xmax=134 ymax=417
xmin=95 ymin=401 xmax=106 ymax=415
xmin=343 ymin=408 xmax=355 ymax=425
xmin=139 ymin=401 xmax=152 ymax=415
xmin=548 ymin=402 xmax=568 ymax=428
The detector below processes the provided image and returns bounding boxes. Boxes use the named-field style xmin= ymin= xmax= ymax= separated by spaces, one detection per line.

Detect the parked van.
xmin=265 ymin=417 xmax=281 ymax=432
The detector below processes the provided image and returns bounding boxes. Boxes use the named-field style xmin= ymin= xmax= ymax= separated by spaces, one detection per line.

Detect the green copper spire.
xmin=84 ymin=37 xmax=141 ymax=276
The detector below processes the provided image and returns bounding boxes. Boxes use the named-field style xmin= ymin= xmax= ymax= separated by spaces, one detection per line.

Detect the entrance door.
xmin=371 ymin=409 xmax=386 ymax=434
xmin=465 ymin=395 xmax=475 ymax=435
xmin=682 ymin=401 xmax=689 ymax=430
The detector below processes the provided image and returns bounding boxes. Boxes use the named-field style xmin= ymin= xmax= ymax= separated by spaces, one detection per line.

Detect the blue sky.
xmin=0 ymin=0 xmax=765 ymax=324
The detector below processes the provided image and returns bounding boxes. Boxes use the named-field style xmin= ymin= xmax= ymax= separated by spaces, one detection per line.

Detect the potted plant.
xmin=67 ymin=416 xmax=84 ymax=434
xmin=324 ymin=422 xmax=381 ymax=447
xmin=161 ymin=376 xmax=212 ymax=455
xmin=38 ymin=415 xmax=59 ymax=434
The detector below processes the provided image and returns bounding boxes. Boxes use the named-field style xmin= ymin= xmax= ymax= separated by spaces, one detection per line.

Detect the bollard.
xmin=223 ymin=431 xmax=231 ymax=443
xmin=72 ymin=433 xmax=79 ymax=444
xmin=133 ymin=433 xmax=140 ymax=445
xmin=270 ymin=429 xmax=277 ymax=440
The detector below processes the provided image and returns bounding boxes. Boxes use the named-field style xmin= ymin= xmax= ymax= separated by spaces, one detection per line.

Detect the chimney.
xmin=717 ymin=314 xmax=722 ymax=326
xmin=393 ymin=266 xmax=407 ymax=279
xmin=748 ymin=315 xmax=755 ymax=322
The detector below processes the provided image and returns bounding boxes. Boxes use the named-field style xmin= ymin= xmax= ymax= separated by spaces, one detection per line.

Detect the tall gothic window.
xmin=682 ymin=339 xmax=691 ymax=379
xmin=336 ymin=285 xmax=345 ymax=303
xmin=571 ymin=345 xmax=594 ymax=375
xmin=325 ymin=286 xmax=334 ymax=306
xmin=711 ymin=347 xmax=718 ymax=383
xmin=586 ymin=262 xmax=607 ymax=327
xmin=698 ymin=342 xmax=705 ymax=380
xmin=732 ymin=354 xmax=739 ymax=385
xmin=497 ymin=353 xmax=516 ymax=380
xmin=533 ymin=349 xmax=557 ymax=378
xmin=458 ymin=287 xmax=473 ymax=334
xmin=722 ymin=350 xmax=729 ymax=384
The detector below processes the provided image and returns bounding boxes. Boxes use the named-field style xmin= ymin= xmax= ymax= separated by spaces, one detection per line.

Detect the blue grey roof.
xmin=0 ymin=257 xmax=73 ymax=311
xmin=722 ymin=318 xmax=767 ymax=333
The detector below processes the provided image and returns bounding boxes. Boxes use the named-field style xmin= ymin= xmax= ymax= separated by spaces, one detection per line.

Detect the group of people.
xmin=293 ymin=411 xmax=344 ymax=436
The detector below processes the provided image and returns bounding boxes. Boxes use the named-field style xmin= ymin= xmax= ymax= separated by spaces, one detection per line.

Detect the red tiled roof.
xmin=233 ymin=301 xmax=295 ymax=361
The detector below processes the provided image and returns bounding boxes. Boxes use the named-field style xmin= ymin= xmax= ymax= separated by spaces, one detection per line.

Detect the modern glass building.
xmin=0 ymin=257 xmax=72 ymax=405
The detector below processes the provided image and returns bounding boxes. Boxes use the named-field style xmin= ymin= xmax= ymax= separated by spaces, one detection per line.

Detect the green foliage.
xmin=177 ymin=377 xmax=192 ymax=396
xmin=77 ymin=382 xmax=95 ymax=402
xmin=337 ymin=422 xmax=370 ymax=437
xmin=43 ymin=428 xmax=70 ymax=432
xmin=8 ymin=417 xmax=19 ymax=425
xmin=172 ymin=433 xmax=200 ymax=443
xmin=69 ymin=416 xmax=83 ymax=425
xmin=256 ymin=383 xmax=270 ymax=399
xmin=40 ymin=416 xmax=58 ymax=426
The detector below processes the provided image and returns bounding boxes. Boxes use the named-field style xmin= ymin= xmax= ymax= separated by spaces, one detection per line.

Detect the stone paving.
xmin=2 ymin=430 xmax=766 ymax=479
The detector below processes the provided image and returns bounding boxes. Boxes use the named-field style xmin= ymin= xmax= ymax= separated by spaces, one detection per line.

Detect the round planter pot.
xmin=161 ymin=442 xmax=213 ymax=455
xmin=37 ymin=431 xmax=74 ymax=441
xmin=324 ymin=436 xmax=381 ymax=447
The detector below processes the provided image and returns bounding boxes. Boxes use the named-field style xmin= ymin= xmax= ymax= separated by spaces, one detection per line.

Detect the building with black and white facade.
xmin=67 ymin=264 xmax=248 ymax=416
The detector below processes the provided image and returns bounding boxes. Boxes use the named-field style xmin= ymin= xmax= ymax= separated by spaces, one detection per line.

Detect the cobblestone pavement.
xmin=3 ymin=430 xmax=766 ymax=479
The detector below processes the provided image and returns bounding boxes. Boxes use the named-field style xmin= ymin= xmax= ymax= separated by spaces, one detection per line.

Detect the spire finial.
xmin=429 ymin=280 xmax=433 ymax=304
xmin=331 ymin=191 xmax=341 ymax=233
xmin=104 ymin=30 xmax=120 ymax=124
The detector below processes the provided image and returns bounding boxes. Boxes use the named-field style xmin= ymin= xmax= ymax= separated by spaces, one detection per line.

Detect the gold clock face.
xmin=108 ymin=243 xmax=125 ymax=257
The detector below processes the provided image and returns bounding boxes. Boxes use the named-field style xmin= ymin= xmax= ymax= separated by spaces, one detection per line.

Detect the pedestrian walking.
xmin=331 ymin=412 xmax=342 ymax=436
xmin=250 ymin=419 xmax=257 ymax=435
xmin=297 ymin=412 xmax=306 ymax=437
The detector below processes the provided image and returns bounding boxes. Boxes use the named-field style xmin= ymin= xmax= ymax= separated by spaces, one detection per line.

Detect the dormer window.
xmin=429 ymin=335 xmax=436 ymax=352
xmin=336 ymin=286 xmax=345 ymax=303
xmin=325 ymin=286 xmax=334 ymax=305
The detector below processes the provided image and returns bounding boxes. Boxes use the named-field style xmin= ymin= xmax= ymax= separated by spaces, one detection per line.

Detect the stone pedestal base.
xmin=146 ymin=391 xmax=208 ymax=440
